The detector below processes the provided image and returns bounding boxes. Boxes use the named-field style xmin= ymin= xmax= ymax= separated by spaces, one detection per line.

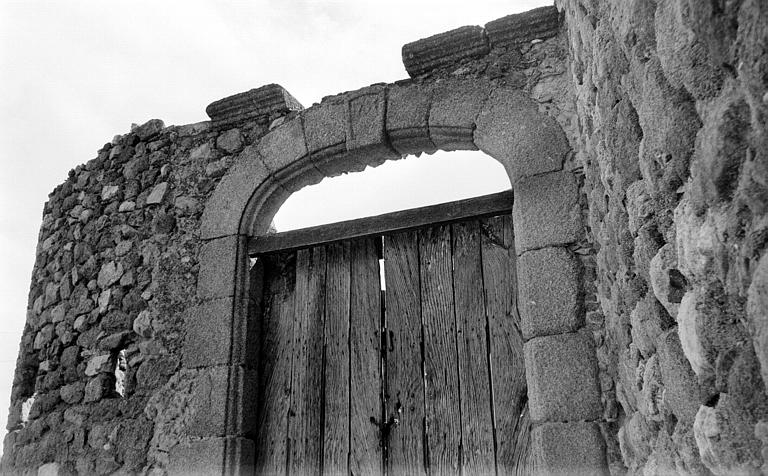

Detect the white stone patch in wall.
xmin=115 ymin=349 xmax=127 ymax=397
xmin=21 ymin=393 xmax=36 ymax=423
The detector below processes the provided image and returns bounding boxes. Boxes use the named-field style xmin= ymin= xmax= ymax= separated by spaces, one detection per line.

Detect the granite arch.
xmin=184 ymin=77 xmax=603 ymax=474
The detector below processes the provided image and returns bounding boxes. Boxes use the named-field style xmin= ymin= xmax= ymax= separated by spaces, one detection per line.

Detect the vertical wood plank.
xmin=451 ymin=221 xmax=495 ymax=475
xmin=513 ymin=402 xmax=531 ymax=476
xmin=384 ymin=231 xmax=427 ymax=476
xmin=255 ymin=252 xmax=296 ymax=476
xmin=349 ymin=237 xmax=384 ymax=476
xmin=323 ymin=242 xmax=351 ymax=476
xmin=481 ymin=216 xmax=527 ymax=475
xmin=289 ymin=247 xmax=327 ymax=476
xmin=419 ymin=225 xmax=462 ymax=476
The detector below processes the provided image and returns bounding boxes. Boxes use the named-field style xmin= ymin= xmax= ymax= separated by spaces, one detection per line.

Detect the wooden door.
xmin=250 ymin=192 xmax=528 ymax=476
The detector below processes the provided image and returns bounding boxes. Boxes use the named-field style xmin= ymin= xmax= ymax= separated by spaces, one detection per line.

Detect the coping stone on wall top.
xmin=205 ymin=84 xmax=303 ymax=130
xmin=402 ymin=25 xmax=490 ymax=78
xmin=485 ymin=6 xmax=561 ymax=48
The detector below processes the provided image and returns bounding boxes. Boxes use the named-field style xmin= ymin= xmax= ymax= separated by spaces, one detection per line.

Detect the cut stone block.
xmin=200 ymin=146 xmax=272 ymax=240
xmin=513 ymin=170 xmax=582 ymax=253
xmin=197 ymin=235 xmax=245 ymax=300
xmin=169 ymin=437 xmax=255 ymax=476
xmin=402 ymin=25 xmax=490 ymax=77
xmin=257 ymin=117 xmax=323 ymax=193
xmin=530 ymin=422 xmax=608 ymax=476
xmin=428 ymin=79 xmax=490 ymax=151
xmin=475 ymin=88 xmax=569 ymax=182
xmin=206 ymin=83 xmax=303 ymax=130
xmin=386 ymin=83 xmax=436 ymax=155
xmin=524 ymin=332 xmax=602 ymax=422
xmin=257 ymin=117 xmax=308 ymax=175
xmin=185 ymin=297 xmax=237 ymax=368
xmin=189 ymin=366 xmax=257 ymax=437
xmin=346 ymin=86 xmax=399 ymax=169
xmin=518 ymin=247 xmax=582 ymax=339
xmin=485 ymin=6 xmax=561 ymax=48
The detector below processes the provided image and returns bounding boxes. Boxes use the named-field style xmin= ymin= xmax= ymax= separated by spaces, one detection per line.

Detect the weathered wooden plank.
xmin=255 ymin=252 xmax=297 ymax=476
xmin=451 ymin=221 xmax=495 ymax=475
xmin=323 ymin=242 xmax=351 ymax=476
xmin=480 ymin=215 xmax=526 ymax=475
xmin=250 ymin=190 xmax=513 ymax=255
xmin=383 ymin=231 xmax=427 ymax=476
xmin=419 ymin=225 xmax=461 ymax=475
xmin=288 ymin=247 xmax=327 ymax=476
xmin=349 ymin=237 xmax=384 ymax=476
xmin=513 ymin=402 xmax=531 ymax=476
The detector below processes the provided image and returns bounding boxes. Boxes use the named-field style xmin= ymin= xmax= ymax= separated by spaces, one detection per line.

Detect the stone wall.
xmin=0 ymin=114 xmax=290 ymax=474
xmin=4 ymin=2 xmax=767 ymax=474
xmin=557 ymin=0 xmax=768 ymax=474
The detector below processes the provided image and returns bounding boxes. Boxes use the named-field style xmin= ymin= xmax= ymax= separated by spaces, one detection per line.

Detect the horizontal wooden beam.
xmin=249 ymin=190 xmax=513 ymax=256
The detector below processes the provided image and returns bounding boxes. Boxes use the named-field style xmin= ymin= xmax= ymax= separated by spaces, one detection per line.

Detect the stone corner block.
xmin=402 ymin=25 xmax=490 ymax=77
xmin=513 ymin=170 xmax=582 ymax=253
xmin=524 ymin=332 xmax=602 ymax=423
xmin=530 ymin=422 xmax=608 ymax=476
xmin=386 ymin=83 xmax=436 ymax=155
xmin=197 ymin=235 xmax=245 ymax=300
xmin=189 ymin=366 xmax=257 ymax=438
xmin=169 ymin=437 xmax=255 ymax=476
xmin=428 ymin=79 xmax=490 ymax=151
xmin=200 ymin=148 xmax=272 ymax=240
xmin=474 ymin=88 xmax=568 ymax=182
xmin=518 ymin=247 xmax=582 ymax=339
xmin=485 ymin=6 xmax=561 ymax=48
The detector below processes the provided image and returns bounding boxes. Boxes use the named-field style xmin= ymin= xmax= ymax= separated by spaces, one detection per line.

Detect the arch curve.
xmin=199 ymin=78 xmax=569 ymax=241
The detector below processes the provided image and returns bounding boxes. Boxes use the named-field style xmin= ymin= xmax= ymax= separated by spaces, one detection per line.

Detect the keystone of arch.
xmin=200 ymin=78 xmax=570 ymax=241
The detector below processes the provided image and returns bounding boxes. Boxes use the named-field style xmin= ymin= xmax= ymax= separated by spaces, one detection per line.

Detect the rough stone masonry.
xmin=3 ymin=1 xmax=768 ymax=475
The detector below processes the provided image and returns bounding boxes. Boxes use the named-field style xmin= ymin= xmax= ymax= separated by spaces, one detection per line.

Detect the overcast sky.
xmin=0 ymin=0 xmax=549 ymax=454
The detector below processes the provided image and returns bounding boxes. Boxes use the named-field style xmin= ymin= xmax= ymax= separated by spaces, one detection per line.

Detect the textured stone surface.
xmin=530 ymin=422 xmax=608 ymax=476
xmin=518 ymin=247 xmax=582 ymax=339
xmin=525 ymin=332 xmax=602 ymax=422
xmin=513 ymin=170 xmax=581 ymax=253
xmin=475 ymin=88 xmax=569 ymax=182
xmin=402 ymin=25 xmax=489 ymax=77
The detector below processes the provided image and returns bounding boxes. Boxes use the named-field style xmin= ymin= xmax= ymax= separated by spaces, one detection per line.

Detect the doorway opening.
xmin=247 ymin=184 xmax=528 ymax=474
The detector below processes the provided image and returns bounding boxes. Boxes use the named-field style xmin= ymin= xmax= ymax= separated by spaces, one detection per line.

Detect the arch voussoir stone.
xmin=474 ymin=88 xmax=570 ymax=183
xmin=386 ymin=82 xmax=436 ymax=155
xmin=200 ymin=145 xmax=273 ymax=240
xmin=428 ymin=78 xmax=491 ymax=151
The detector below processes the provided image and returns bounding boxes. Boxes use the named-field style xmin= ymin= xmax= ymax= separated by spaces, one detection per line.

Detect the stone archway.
xmin=178 ymin=78 xmax=606 ymax=475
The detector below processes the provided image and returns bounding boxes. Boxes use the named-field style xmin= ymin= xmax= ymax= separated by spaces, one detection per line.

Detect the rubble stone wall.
xmin=557 ymin=0 xmax=768 ymax=474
